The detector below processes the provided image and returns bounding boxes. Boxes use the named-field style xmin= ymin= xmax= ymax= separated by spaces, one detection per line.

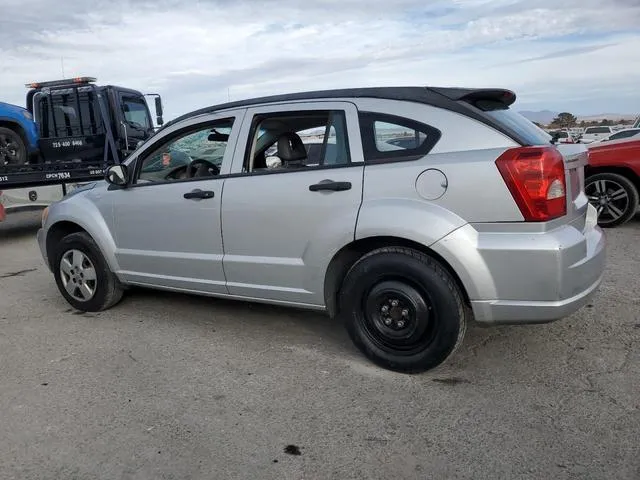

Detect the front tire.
xmin=0 ymin=126 xmax=27 ymax=166
xmin=52 ymin=232 xmax=123 ymax=312
xmin=585 ymin=172 xmax=639 ymax=228
xmin=338 ymin=247 xmax=467 ymax=373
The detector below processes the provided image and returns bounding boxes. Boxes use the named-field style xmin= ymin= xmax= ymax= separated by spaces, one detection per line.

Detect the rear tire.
xmin=52 ymin=232 xmax=123 ymax=312
xmin=585 ymin=172 xmax=639 ymax=228
xmin=338 ymin=247 xmax=467 ymax=373
xmin=0 ymin=126 xmax=27 ymax=166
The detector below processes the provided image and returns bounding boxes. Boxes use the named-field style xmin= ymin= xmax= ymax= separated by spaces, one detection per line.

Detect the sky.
xmin=1 ymin=0 xmax=640 ymax=122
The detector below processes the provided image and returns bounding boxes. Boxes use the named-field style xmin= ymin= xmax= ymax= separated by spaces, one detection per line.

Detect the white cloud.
xmin=0 ymin=0 xmax=639 ymax=118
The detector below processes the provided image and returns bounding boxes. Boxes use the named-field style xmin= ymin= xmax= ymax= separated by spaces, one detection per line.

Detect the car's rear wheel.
xmin=0 ymin=127 xmax=27 ymax=166
xmin=52 ymin=232 xmax=123 ymax=312
xmin=338 ymin=247 xmax=467 ymax=373
xmin=585 ymin=172 xmax=639 ymax=228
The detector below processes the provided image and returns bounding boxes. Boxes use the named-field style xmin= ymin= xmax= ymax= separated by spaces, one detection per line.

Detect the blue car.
xmin=0 ymin=101 xmax=39 ymax=165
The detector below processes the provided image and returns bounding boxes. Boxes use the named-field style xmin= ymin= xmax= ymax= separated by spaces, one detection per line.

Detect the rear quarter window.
xmin=358 ymin=112 xmax=441 ymax=163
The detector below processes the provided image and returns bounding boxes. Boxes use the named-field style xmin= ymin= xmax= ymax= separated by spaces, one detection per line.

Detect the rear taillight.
xmin=495 ymin=146 xmax=567 ymax=222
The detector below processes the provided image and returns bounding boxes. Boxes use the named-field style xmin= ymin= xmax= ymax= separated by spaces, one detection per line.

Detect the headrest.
xmin=277 ymin=132 xmax=307 ymax=162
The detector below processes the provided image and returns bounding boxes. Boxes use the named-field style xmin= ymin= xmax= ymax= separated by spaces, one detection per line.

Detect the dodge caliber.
xmin=37 ymin=86 xmax=606 ymax=373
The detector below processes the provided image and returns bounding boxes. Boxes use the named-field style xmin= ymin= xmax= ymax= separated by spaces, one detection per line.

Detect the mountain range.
xmin=519 ymin=110 xmax=638 ymax=125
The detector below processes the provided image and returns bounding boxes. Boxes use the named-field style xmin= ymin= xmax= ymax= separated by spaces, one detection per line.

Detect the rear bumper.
xmin=470 ymin=274 xmax=603 ymax=325
xmin=431 ymin=204 xmax=606 ymax=325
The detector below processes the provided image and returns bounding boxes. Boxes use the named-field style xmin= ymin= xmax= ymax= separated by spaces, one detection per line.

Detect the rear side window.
xmin=358 ymin=112 xmax=441 ymax=163
xmin=473 ymin=100 xmax=551 ymax=145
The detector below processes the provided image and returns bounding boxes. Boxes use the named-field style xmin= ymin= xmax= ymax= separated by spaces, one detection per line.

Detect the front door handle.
xmin=309 ymin=180 xmax=352 ymax=192
xmin=184 ymin=189 xmax=215 ymax=200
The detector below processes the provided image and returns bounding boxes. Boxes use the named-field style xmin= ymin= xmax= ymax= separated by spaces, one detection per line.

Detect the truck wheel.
xmin=585 ymin=172 xmax=639 ymax=228
xmin=0 ymin=127 xmax=27 ymax=165
xmin=52 ymin=232 xmax=124 ymax=312
xmin=338 ymin=247 xmax=467 ymax=374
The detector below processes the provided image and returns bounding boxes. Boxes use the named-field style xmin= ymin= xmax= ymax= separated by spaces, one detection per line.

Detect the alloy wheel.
xmin=59 ymin=249 xmax=98 ymax=302
xmin=0 ymin=133 xmax=21 ymax=165
xmin=585 ymin=178 xmax=630 ymax=226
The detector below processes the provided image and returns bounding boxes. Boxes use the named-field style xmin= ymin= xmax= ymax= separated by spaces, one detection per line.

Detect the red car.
xmin=585 ymin=138 xmax=640 ymax=227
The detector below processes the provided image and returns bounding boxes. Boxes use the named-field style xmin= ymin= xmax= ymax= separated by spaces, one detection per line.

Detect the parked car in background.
xmin=37 ymin=86 xmax=605 ymax=373
xmin=589 ymin=128 xmax=640 ymax=145
xmin=580 ymin=126 xmax=613 ymax=144
xmin=549 ymin=129 xmax=576 ymax=144
xmin=585 ymin=138 xmax=640 ymax=227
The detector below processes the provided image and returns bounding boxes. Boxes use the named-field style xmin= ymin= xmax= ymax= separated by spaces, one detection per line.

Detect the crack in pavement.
xmin=0 ymin=268 xmax=37 ymax=278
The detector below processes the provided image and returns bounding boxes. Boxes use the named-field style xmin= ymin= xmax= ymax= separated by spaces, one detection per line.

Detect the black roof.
xmin=162 ymin=86 xmax=516 ymax=130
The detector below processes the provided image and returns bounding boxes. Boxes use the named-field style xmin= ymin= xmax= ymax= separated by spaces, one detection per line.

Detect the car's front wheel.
xmin=0 ymin=127 xmax=27 ymax=166
xmin=585 ymin=172 xmax=639 ymax=228
xmin=338 ymin=247 xmax=467 ymax=373
xmin=52 ymin=232 xmax=124 ymax=312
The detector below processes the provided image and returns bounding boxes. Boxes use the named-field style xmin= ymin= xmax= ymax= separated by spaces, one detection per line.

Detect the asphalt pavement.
xmin=1 ymin=210 xmax=639 ymax=480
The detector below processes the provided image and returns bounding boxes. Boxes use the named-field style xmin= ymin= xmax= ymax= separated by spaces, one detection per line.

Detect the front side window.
xmin=359 ymin=112 xmax=441 ymax=163
xmin=135 ymin=118 xmax=234 ymax=183
xmin=122 ymin=98 xmax=151 ymax=130
xmin=244 ymin=110 xmax=351 ymax=172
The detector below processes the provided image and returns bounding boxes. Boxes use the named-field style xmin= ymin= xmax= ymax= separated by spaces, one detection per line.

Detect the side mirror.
xmin=155 ymin=97 xmax=164 ymax=126
xmin=105 ymin=164 xmax=129 ymax=187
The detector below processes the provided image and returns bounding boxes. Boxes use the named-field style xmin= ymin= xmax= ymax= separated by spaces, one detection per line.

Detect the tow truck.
xmin=0 ymin=76 xmax=163 ymax=221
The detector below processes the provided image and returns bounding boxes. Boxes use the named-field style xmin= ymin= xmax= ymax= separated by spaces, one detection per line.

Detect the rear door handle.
xmin=309 ymin=180 xmax=352 ymax=192
xmin=184 ymin=189 xmax=215 ymax=200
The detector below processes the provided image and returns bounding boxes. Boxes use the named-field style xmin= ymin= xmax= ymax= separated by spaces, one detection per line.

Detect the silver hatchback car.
xmin=37 ymin=86 xmax=606 ymax=373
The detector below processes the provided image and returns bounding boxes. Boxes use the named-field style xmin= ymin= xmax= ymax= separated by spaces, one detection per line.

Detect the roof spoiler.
xmin=429 ymin=87 xmax=517 ymax=107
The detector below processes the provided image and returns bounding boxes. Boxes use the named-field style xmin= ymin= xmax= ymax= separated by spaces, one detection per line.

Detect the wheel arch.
xmin=45 ymin=221 xmax=88 ymax=270
xmin=45 ymin=213 xmax=120 ymax=275
xmin=0 ymin=120 xmax=28 ymax=146
xmin=323 ymin=235 xmax=471 ymax=319
xmin=0 ymin=119 xmax=38 ymax=160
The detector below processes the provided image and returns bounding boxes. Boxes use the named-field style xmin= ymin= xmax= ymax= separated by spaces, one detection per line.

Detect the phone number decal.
xmin=52 ymin=139 xmax=84 ymax=148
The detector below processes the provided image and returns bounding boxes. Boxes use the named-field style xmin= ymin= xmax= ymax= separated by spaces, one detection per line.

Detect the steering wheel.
xmin=187 ymin=158 xmax=220 ymax=178
xmin=163 ymin=164 xmax=189 ymax=181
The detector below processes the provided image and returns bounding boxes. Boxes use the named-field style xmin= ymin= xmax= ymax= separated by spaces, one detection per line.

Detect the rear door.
xmin=220 ymin=101 xmax=365 ymax=306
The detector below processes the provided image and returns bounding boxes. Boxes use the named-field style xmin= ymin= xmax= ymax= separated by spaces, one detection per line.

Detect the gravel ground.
xmin=1 ymin=210 xmax=639 ymax=480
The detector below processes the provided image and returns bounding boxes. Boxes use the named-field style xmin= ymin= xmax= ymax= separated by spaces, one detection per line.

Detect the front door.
xmin=111 ymin=112 xmax=244 ymax=294
xmin=220 ymin=101 xmax=365 ymax=306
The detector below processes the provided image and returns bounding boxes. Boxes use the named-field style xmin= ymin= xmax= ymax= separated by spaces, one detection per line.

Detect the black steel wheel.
xmin=0 ymin=127 xmax=27 ymax=166
xmin=339 ymin=247 xmax=467 ymax=373
xmin=585 ymin=172 xmax=639 ymax=228
xmin=362 ymin=280 xmax=436 ymax=355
